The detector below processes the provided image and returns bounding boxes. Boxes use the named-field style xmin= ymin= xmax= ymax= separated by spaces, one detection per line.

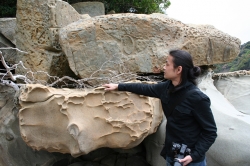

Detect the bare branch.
xmin=0 ymin=47 xmax=159 ymax=89
xmin=0 ymin=47 xmax=28 ymax=54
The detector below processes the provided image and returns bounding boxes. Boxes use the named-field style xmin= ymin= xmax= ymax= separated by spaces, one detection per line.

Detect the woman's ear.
xmin=177 ymin=66 xmax=182 ymax=74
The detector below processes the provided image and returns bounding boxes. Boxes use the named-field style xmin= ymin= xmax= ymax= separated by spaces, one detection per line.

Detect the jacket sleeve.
xmin=118 ymin=81 xmax=168 ymax=98
xmin=190 ymin=93 xmax=217 ymax=161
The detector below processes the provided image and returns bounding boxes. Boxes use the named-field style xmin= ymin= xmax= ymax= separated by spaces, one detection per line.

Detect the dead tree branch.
xmin=0 ymin=48 xmax=160 ymax=89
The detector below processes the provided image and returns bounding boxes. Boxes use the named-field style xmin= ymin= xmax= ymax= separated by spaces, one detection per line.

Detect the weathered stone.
xmin=143 ymin=116 xmax=166 ymax=166
xmin=0 ymin=84 xmax=70 ymax=166
xmin=0 ymin=34 xmax=17 ymax=66
xmin=71 ymin=2 xmax=105 ymax=17
xmin=213 ymin=70 xmax=250 ymax=115
xmin=0 ymin=33 xmax=15 ymax=48
xmin=0 ymin=83 xmax=150 ymax=165
xmin=0 ymin=18 xmax=16 ymax=45
xmin=14 ymin=0 xmax=241 ymax=85
xmin=198 ymin=71 xmax=250 ymax=166
xmin=15 ymin=0 xmax=82 ymax=81
xmin=19 ymin=83 xmax=163 ymax=157
xmin=59 ymin=13 xmax=240 ymax=84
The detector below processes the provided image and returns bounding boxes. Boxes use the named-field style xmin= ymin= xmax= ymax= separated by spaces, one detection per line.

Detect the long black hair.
xmin=169 ymin=49 xmax=201 ymax=86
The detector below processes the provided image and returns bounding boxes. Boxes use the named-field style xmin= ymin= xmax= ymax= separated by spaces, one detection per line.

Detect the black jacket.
xmin=118 ymin=80 xmax=217 ymax=162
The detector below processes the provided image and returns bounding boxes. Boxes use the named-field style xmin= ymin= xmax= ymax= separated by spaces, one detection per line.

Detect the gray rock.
xmin=0 ymin=18 xmax=16 ymax=45
xmin=0 ymin=34 xmax=17 ymax=66
xmin=0 ymin=84 xmax=70 ymax=166
xmin=213 ymin=70 xmax=250 ymax=115
xmin=72 ymin=2 xmax=105 ymax=17
xmin=198 ymin=71 xmax=250 ymax=166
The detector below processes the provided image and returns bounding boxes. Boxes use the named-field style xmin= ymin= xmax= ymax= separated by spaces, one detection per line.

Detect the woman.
xmin=103 ymin=49 xmax=217 ymax=166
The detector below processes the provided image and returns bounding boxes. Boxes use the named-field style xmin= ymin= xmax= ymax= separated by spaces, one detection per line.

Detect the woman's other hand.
xmin=103 ymin=84 xmax=118 ymax=91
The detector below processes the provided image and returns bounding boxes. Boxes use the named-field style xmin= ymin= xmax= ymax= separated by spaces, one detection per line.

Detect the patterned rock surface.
xmin=15 ymin=0 xmax=240 ymax=84
xmin=15 ymin=0 xmax=83 ymax=81
xmin=19 ymin=84 xmax=163 ymax=157
xmin=59 ymin=13 xmax=241 ymax=80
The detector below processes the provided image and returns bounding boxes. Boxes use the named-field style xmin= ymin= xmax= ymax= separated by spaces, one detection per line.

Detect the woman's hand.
xmin=103 ymin=84 xmax=118 ymax=91
xmin=178 ymin=155 xmax=193 ymax=166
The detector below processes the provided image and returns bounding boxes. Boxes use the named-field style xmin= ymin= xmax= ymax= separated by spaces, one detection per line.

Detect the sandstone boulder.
xmin=19 ymin=83 xmax=163 ymax=157
xmin=15 ymin=0 xmax=240 ymax=85
xmin=59 ymin=13 xmax=240 ymax=84
xmin=15 ymin=0 xmax=83 ymax=81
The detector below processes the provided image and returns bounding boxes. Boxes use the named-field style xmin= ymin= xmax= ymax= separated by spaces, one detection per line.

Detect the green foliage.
xmin=104 ymin=0 xmax=170 ymax=14
xmin=214 ymin=41 xmax=250 ymax=73
xmin=65 ymin=0 xmax=171 ymax=14
xmin=0 ymin=0 xmax=17 ymax=18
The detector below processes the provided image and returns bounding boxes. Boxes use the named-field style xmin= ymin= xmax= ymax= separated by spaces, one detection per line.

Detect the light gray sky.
xmin=166 ymin=0 xmax=250 ymax=44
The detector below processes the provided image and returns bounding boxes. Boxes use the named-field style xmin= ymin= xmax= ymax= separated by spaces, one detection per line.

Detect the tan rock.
xmin=19 ymin=84 xmax=163 ymax=157
xmin=15 ymin=0 xmax=82 ymax=81
xmin=59 ymin=13 xmax=240 ymax=84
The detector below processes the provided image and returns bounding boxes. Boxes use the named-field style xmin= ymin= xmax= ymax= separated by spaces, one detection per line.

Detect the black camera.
xmin=172 ymin=143 xmax=191 ymax=166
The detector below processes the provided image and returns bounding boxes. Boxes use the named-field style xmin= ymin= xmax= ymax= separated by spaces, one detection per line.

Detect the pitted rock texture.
xmin=15 ymin=0 xmax=83 ymax=81
xmin=19 ymin=84 xmax=163 ymax=157
xmin=59 ymin=13 xmax=240 ymax=81
xmin=15 ymin=0 xmax=240 ymax=84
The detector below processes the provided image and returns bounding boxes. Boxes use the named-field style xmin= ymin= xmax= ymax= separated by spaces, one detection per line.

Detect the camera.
xmin=172 ymin=143 xmax=191 ymax=166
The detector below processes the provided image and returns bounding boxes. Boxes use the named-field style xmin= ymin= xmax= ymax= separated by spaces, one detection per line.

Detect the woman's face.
xmin=163 ymin=55 xmax=180 ymax=80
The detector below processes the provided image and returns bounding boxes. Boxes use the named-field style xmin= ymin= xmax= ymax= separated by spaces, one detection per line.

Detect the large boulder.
xmin=15 ymin=0 xmax=83 ymax=81
xmin=59 ymin=13 xmax=240 ymax=85
xmin=14 ymin=0 xmax=240 ymax=85
xmin=18 ymin=83 xmax=163 ymax=157
xmin=0 ymin=84 xmax=154 ymax=166
xmin=198 ymin=71 xmax=250 ymax=166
